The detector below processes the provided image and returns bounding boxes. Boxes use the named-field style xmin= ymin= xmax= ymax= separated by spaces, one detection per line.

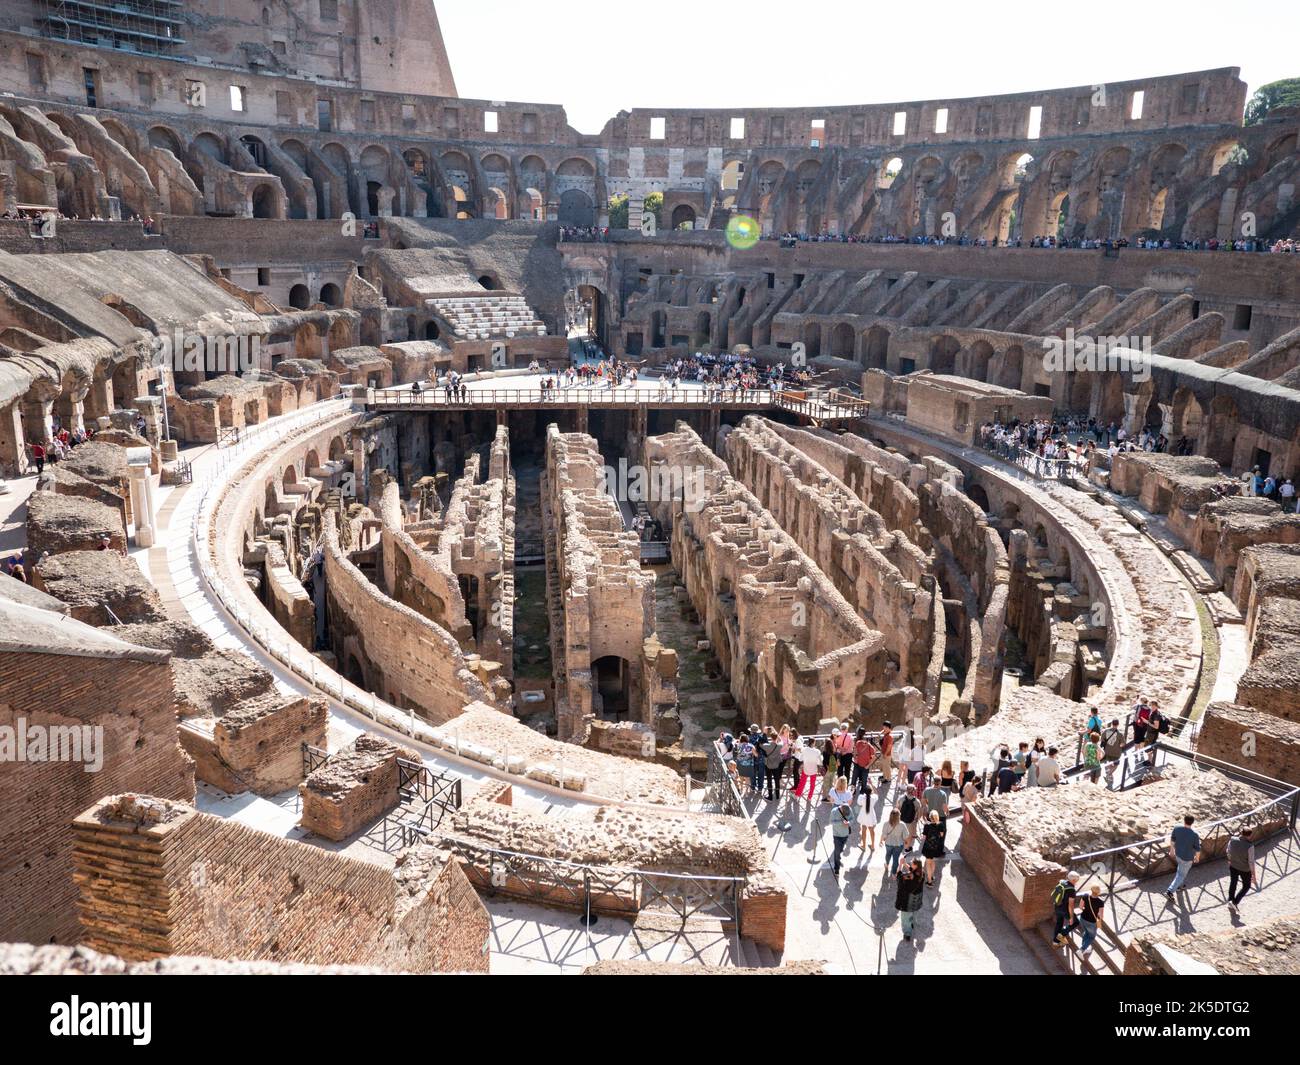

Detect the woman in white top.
xmin=858 ymin=782 xmax=878 ymax=851
xmin=828 ymin=775 xmax=853 ymax=811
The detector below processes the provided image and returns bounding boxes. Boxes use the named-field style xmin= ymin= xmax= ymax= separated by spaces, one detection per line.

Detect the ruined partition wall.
xmin=646 ymin=423 xmax=887 ymax=733
xmin=541 ymin=426 xmax=664 ymax=743
xmin=378 ymin=424 xmax=516 ymax=692
xmin=724 ymin=417 xmax=940 ymax=714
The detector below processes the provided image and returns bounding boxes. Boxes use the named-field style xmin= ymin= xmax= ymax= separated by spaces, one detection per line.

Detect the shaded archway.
xmin=319 ymin=283 xmax=342 ymax=308
xmin=830 ymin=322 xmax=855 ymax=359
xmin=593 ymin=656 xmax=631 ymax=720
xmin=288 ymin=284 xmax=311 ymax=310
xmin=863 ymin=325 xmax=890 ymax=370
xmin=559 ymin=188 xmax=595 ymax=227
xmin=671 ymin=204 xmax=697 ymax=230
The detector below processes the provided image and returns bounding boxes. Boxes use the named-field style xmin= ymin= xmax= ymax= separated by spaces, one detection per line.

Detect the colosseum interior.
xmin=0 ymin=0 xmax=1298 ymax=991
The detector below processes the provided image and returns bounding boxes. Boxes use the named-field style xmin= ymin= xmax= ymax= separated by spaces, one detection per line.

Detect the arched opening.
xmin=424 ymin=321 xmax=440 ymax=341
xmin=863 ymin=325 xmax=890 ymax=370
xmin=575 ymin=285 xmax=606 ymax=346
xmin=879 ymin=157 xmax=903 ymax=189
xmin=559 ymin=188 xmax=595 ymax=227
xmin=995 ymin=345 xmax=1024 ymax=391
xmin=328 ymin=318 xmax=352 ymax=350
xmin=929 ymin=335 xmax=960 ymax=375
xmin=593 ymin=656 xmax=631 ymax=720
xmin=288 ymin=284 xmax=311 ymax=310
xmin=522 ymin=187 xmax=544 ymax=221
xmin=650 ymin=310 xmax=667 ymax=349
xmin=1171 ymin=388 xmax=1203 ymax=446
xmin=968 ymin=340 xmax=994 ymax=382
xmin=694 ymin=311 xmax=711 ymax=348
xmin=966 ymin=483 xmax=991 ymax=515
xmin=1204 ymin=396 xmax=1238 ymax=468
xmin=486 ymin=186 xmax=508 ymax=220
xmin=319 ymin=283 xmax=342 ymax=308
xmin=329 ymin=436 xmax=347 ymax=461
xmin=147 ymin=125 xmax=184 ymax=157
xmin=251 ymin=184 xmax=278 ymax=218
xmin=294 ymin=323 xmax=320 ymax=358
xmin=830 ymin=322 xmax=855 ymax=359
xmin=478 ymin=275 xmax=497 ymax=291
xmin=671 ymin=204 xmax=697 ymax=230
xmin=801 ymin=321 xmax=822 ymax=358
xmin=721 ymin=159 xmax=745 ymax=191
xmin=366 ymin=181 xmax=382 ymax=217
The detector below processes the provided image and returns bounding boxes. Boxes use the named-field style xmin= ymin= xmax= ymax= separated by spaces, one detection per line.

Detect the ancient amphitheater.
xmin=0 ymin=1 xmax=1298 ymax=983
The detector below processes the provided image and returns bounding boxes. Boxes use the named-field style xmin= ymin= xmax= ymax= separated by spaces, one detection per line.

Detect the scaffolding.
xmin=36 ymin=0 xmax=186 ymax=57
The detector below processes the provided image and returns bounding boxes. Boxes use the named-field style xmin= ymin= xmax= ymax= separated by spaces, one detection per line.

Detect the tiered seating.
xmin=429 ymin=294 xmax=547 ymax=339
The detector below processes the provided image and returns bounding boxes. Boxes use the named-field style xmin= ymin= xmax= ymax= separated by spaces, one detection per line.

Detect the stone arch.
xmin=294 ymin=322 xmax=320 ymax=358
xmin=801 ymin=321 xmax=822 ymax=358
xmin=328 ymin=435 xmax=348 ymax=461
xmin=559 ymin=188 xmax=595 ymax=227
xmin=879 ymin=157 xmax=903 ymax=189
xmin=863 ymin=324 xmax=890 ymax=369
xmin=288 ymin=284 xmax=311 ymax=310
xmin=1265 ymin=132 xmax=1297 ymax=172
xmin=328 ymin=317 xmax=352 ymax=349
xmin=193 ymin=131 xmax=226 ymax=164
xmin=830 ymin=322 xmax=855 ymax=359
xmin=486 ymin=186 xmax=509 ymax=220
xmin=556 ymin=157 xmax=595 ymax=178
xmin=319 ymin=283 xmax=342 ymax=308
xmin=147 ymin=125 xmax=184 ymax=157
xmin=250 ymin=182 xmax=279 ymax=219
xmin=929 ymin=335 xmax=960 ymax=375
xmin=1171 ymin=386 xmax=1204 ymax=444
xmin=994 ymin=344 xmax=1024 ymax=390
xmin=967 ymin=339 xmax=994 ymax=382
xmin=1203 ymin=394 xmax=1238 ymax=467
xmin=671 ymin=203 xmax=697 ymax=230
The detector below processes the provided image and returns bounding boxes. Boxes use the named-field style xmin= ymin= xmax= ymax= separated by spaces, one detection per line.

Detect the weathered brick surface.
xmin=0 ymin=652 xmax=194 ymax=945
xmin=72 ymin=795 xmax=489 ymax=972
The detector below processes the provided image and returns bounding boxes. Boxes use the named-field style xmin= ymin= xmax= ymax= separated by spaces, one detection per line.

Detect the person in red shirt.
xmin=852 ymin=727 xmax=877 ymax=795
xmin=29 ymin=441 xmax=45 ymax=474
xmin=1132 ymin=699 xmax=1152 ymax=745
xmin=878 ymin=721 xmax=896 ymax=790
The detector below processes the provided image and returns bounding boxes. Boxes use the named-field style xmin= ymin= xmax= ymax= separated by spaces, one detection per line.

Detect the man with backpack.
xmin=1052 ymin=871 xmax=1081 ymax=946
xmin=1145 ymin=702 xmax=1168 ymax=745
xmin=1100 ymin=718 xmax=1124 ymax=787
xmin=1132 ymin=698 xmax=1152 ymax=745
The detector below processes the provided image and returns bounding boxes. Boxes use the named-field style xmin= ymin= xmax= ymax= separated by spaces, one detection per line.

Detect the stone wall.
xmin=299 ymin=733 xmax=419 ymax=841
xmin=647 ymin=422 xmax=885 ymax=732
xmin=0 ymin=646 xmax=194 ymax=945
xmin=1197 ymin=702 xmax=1300 ymax=786
xmin=72 ymin=794 xmax=489 ymax=973
xmin=179 ymin=696 xmax=327 ymax=797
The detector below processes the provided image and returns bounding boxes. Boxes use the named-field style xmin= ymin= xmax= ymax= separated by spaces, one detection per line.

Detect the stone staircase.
xmin=430 ymin=294 xmax=547 ymax=340
xmin=733 ymin=933 xmax=782 ymax=968
xmin=1037 ymin=919 xmax=1126 ymax=975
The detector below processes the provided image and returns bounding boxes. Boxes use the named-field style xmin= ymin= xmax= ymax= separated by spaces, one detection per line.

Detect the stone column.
xmin=127 ymin=447 xmax=156 ymax=548
xmin=0 ymin=401 xmax=27 ymax=475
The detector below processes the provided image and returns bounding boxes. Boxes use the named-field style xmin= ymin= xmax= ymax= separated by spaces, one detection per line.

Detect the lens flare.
xmin=726 ymin=214 xmax=761 ymax=250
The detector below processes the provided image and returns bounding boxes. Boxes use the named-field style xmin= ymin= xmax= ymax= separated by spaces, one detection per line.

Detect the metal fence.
xmin=1066 ymin=747 xmax=1300 ymax=934
xmin=430 ymin=832 xmax=745 ymax=930
xmin=976 ymin=434 xmax=1079 ymax=482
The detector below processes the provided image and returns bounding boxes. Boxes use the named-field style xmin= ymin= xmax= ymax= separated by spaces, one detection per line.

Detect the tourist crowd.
xmin=771 ymin=231 xmax=1299 ymax=253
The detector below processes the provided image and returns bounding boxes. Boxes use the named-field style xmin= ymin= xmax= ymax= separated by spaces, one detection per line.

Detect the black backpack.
xmin=900 ymin=797 xmax=917 ymax=822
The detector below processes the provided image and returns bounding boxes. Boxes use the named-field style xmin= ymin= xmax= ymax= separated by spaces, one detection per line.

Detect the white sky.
xmin=436 ymin=0 xmax=1296 ymax=135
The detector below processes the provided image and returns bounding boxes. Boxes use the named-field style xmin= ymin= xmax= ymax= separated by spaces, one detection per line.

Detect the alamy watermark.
xmin=600 ymin=459 xmax=711 ymax=514
xmin=0 ymin=713 xmax=103 ymax=772
xmin=1042 ymin=328 xmax=1151 ymax=383
xmin=149 ymin=327 xmax=262 ymax=376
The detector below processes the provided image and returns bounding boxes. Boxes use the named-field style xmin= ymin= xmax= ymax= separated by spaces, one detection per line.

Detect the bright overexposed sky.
xmin=436 ymin=0 xmax=1296 ymax=134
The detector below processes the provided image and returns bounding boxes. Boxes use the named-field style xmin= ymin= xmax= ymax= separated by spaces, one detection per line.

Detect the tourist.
xmin=1028 ymin=737 xmax=1048 ymax=785
xmin=896 ymin=858 xmax=925 ymax=942
xmin=1078 ymin=885 xmax=1105 ymax=958
xmin=777 ymin=724 xmax=796 ymax=792
xmin=921 ymin=810 xmax=947 ymax=883
xmin=833 ymin=723 xmax=855 ymax=780
xmin=1037 ymin=746 xmax=1062 ymax=787
xmin=1226 ymin=827 xmax=1258 ymax=911
xmin=1133 ymin=697 xmax=1152 ymax=744
xmin=1013 ymin=741 xmax=1031 ymax=787
xmin=878 ymin=720 xmax=895 ymax=792
xmin=851 ymin=726 xmax=877 ymax=795
xmin=896 ymin=783 xmax=921 ymax=848
xmin=30 ymin=440 xmax=45 ymax=474
xmin=828 ymin=773 xmax=853 ymax=813
xmin=1100 ymin=718 xmax=1124 ymax=787
xmin=795 ymin=736 xmax=822 ymax=801
xmin=1083 ymin=731 xmax=1102 ymax=784
xmin=857 ymin=780 xmax=878 ymax=852
xmin=827 ymin=802 xmax=855 ymax=877
xmin=819 ymin=735 xmax=837 ymax=801
xmin=882 ymin=808 xmax=908 ymax=876
xmin=996 ymin=754 xmax=1018 ymax=794
xmin=1085 ymin=705 xmax=1104 ymax=737
xmin=761 ymin=728 xmax=784 ymax=801
xmin=1145 ymin=701 xmax=1167 ymax=744
xmin=1165 ymin=814 xmax=1201 ymax=899
xmin=922 ymin=773 xmax=949 ymax=822
xmin=735 ymin=732 xmax=757 ymax=794
xmin=1052 ymin=870 xmax=1081 ymax=945
xmin=749 ymin=725 xmax=767 ymax=795
xmin=904 ymin=736 xmax=925 ymax=787
xmin=960 ymin=774 xmax=980 ymax=824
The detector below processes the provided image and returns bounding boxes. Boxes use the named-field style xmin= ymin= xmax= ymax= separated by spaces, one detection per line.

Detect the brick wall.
xmin=299 ymin=734 xmax=419 ymax=842
xmin=1197 ymin=702 xmax=1300 ymax=785
xmin=72 ymin=795 xmax=489 ymax=972
xmin=180 ymin=697 xmax=327 ymax=796
xmin=0 ymin=652 xmax=194 ymax=945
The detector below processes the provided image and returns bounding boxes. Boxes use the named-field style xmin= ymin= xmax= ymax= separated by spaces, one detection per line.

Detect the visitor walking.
xmin=1165 ymin=814 xmax=1202 ymax=899
xmin=896 ymin=858 xmax=925 ymax=942
xmin=1226 ymin=827 xmax=1258 ymax=911
xmin=827 ymin=802 xmax=855 ymax=878
xmin=897 ymin=784 xmax=921 ymax=849
xmin=795 ymin=736 xmax=822 ymax=801
xmin=857 ymin=780 xmax=878 ymax=852
xmin=1078 ymin=885 xmax=1106 ymax=958
xmin=1101 ymin=718 xmax=1124 ymax=787
xmin=1052 ymin=871 xmax=1081 ymax=945
xmin=921 ymin=811 xmax=947 ymax=883
xmin=851 ymin=727 xmax=877 ymax=795
xmin=882 ymin=809 xmax=908 ymax=876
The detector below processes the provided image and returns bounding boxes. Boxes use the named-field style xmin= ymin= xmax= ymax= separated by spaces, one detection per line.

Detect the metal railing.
xmin=976 ymin=434 xmax=1080 ymax=482
xmin=430 ymin=832 xmax=745 ymax=930
xmin=367 ymin=384 xmax=869 ymax=420
xmin=301 ymin=742 xmax=329 ymax=776
xmin=706 ymin=741 xmax=749 ymax=818
xmin=1066 ymin=747 xmax=1300 ymax=934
